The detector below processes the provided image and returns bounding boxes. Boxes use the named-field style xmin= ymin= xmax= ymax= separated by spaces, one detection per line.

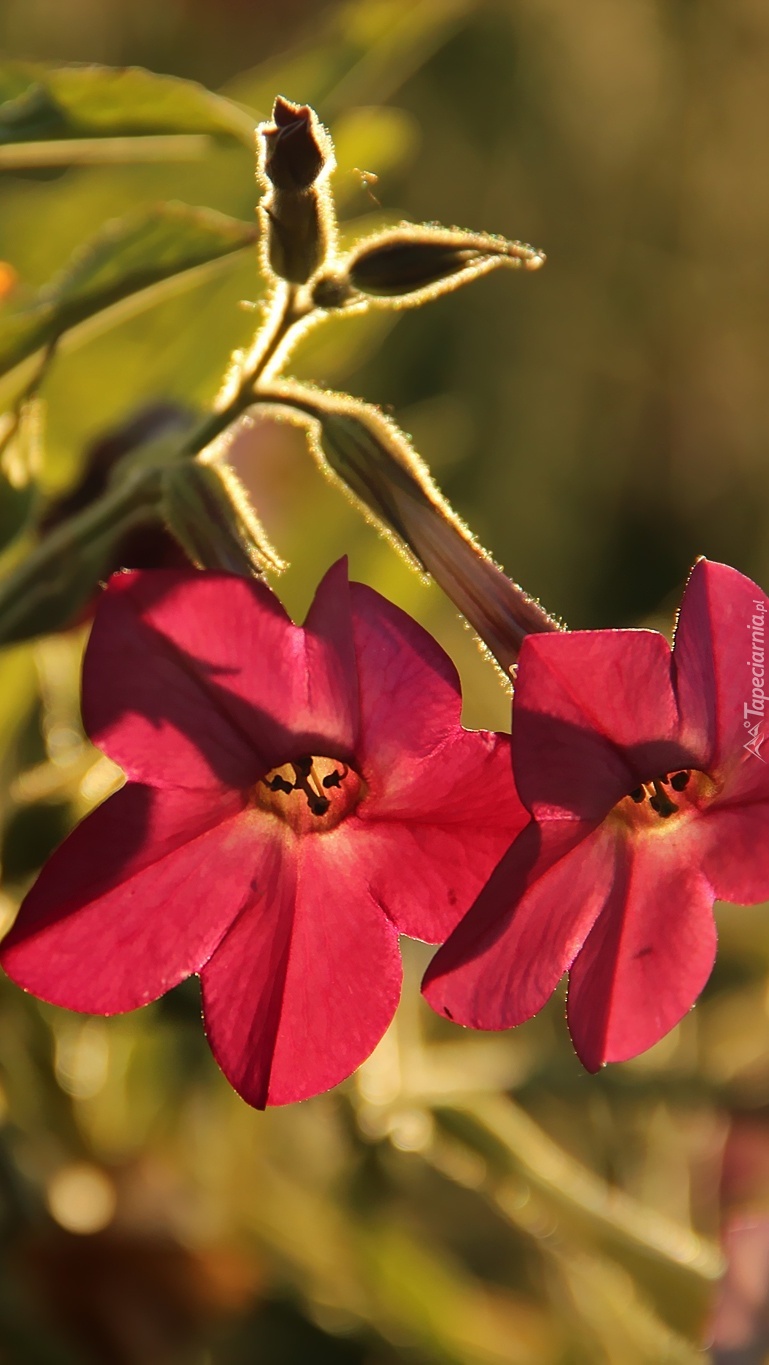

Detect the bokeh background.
xmin=1 ymin=0 xmax=769 ymax=1360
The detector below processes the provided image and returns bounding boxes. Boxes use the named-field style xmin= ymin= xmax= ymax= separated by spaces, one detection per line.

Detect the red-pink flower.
xmin=0 ymin=562 xmax=524 ymax=1106
xmin=423 ymin=559 xmax=769 ymax=1069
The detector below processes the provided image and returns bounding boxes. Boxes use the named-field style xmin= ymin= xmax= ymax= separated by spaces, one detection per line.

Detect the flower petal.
xmin=698 ymin=800 xmax=769 ymax=904
xmin=513 ymin=630 xmax=688 ymax=821
xmin=567 ymin=834 xmax=717 ymax=1070
xmin=200 ymin=829 xmax=402 ymax=1107
xmin=301 ymin=557 xmax=359 ymax=750
xmin=350 ymin=732 xmax=527 ymax=941
xmin=349 ymin=582 xmax=469 ymax=809
xmin=422 ymin=820 xmax=613 ymax=1028
xmin=674 ymin=558 xmax=769 ymax=778
xmin=83 ymin=565 xmax=359 ymax=791
xmin=0 ymin=784 xmax=264 ymax=1013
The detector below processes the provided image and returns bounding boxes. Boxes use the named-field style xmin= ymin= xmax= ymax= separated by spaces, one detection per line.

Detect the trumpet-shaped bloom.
xmin=423 ymin=559 xmax=769 ymax=1069
xmin=1 ymin=562 xmax=524 ymax=1107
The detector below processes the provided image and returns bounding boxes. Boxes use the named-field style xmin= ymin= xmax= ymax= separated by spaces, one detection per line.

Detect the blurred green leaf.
xmin=0 ymin=397 xmax=41 ymax=552
xmin=0 ymin=202 xmax=257 ymax=379
xmin=0 ymin=61 xmax=255 ymax=152
xmin=0 ymin=642 xmax=36 ymax=772
xmin=226 ymin=0 xmax=475 ymax=123
xmin=433 ymin=1098 xmax=721 ymax=1343
xmin=331 ymin=105 xmax=420 ymax=185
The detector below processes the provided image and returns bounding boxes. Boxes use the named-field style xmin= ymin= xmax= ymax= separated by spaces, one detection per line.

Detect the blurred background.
xmin=1 ymin=0 xmax=769 ymax=1360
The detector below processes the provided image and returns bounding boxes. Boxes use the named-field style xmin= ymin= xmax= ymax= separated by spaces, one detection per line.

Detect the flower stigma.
xmin=252 ymin=755 xmax=365 ymax=833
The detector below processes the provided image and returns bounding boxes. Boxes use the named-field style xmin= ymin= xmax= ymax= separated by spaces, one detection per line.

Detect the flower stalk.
xmin=254 ymin=382 xmax=561 ymax=675
xmin=0 ymin=94 xmax=551 ymax=659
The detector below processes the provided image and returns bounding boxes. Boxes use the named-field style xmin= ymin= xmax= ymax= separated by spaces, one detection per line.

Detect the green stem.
xmin=0 ymin=469 xmax=162 ymax=644
xmin=0 ymin=287 xmax=316 ymax=640
xmin=179 ymin=282 xmax=310 ymax=456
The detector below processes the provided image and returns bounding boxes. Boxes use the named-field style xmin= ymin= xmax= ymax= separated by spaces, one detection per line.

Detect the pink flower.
xmin=423 ymin=559 xmax=769 ymax=1069
xmin=0 ymin=562 xmax=524 ymax=1107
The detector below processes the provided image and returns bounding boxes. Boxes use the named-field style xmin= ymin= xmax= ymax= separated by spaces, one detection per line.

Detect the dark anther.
xmin=311 ymin=796 xmax=330 ymax=816
xmin=630 ymin=788 xmax=645 ymax=803
xmin=670 ymin=771 xmax=690 ymax=791
xmin=293 ymin=756 xmax=313 ymax=776
xmin=323 ymin=770 xmax=342 ymax=789
xmin=658 ymin=774 xmax=670 ymax=785
xmin=265 ymin=774 xmax=294 ymax=794
xmin=649 ymin=795 xmax=661 ymax=812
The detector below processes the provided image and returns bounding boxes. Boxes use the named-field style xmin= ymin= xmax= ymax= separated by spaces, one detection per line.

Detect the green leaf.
xmin=0 ymin=202 xmax=258 ymax=379
xmin=0 ymin=61 xmax=255 ymax=148
xmin=0 ymin=399 xmax=41 ymax=554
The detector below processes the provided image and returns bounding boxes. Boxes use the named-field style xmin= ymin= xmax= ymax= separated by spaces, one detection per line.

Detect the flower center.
xmin=251 ymin=754 xmax=364 ymax=834
xmin=610 ymin=768 xmax=716 ymax=832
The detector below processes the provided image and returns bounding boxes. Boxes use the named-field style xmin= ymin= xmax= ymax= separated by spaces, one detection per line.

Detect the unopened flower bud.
xmin=260 ymin=384 xmax=560 ymax=674
xmin=261 ymin=97 xmax=329 ymax=192
xmin=162 ymin=457 xmax=284 ymax=578
xmin=342 ymin=225 xmax=545 ymax=306
xmin=257 ymin=97 xmax=336 ymax=284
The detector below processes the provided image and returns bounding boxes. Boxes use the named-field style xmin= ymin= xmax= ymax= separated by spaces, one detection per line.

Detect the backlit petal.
xmin=422 ymin=820 xmax=613 ymax=1028
xmin=513 ymin=630 xmax=688 ymax=821
xmin=200 ymin=828 xmax=402 ymax=1108
xmin=349 ymin=583 xmax=470 ymax=809
xmin=83 ymin=565 xmax=359 ymax=791
xmin=0 ymin=785 xmax=265 ymax=1013
xmin=697 ymin=800 xmax=769 ymax=904
xmin=345 ymin=735 xmax=526 ymax=941
xmin=567 ymin=834 xmax=717 ymax=1070
xmin=674 ymin=559 xmax=769 ymax=776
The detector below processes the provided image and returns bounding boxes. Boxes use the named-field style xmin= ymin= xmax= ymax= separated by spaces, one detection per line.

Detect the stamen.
xmin=617 ymin=766 xmax=702 ymax=828
xmin=650 ymin=778 xmax=677 ymax=818
xmin=322 ymin=763 xmax=348 ymax=789
xmin=291 ymin=758 xmax=332 ymax=816
xmin=254 ymin=755 xmax=363 ymax=831
xmin=262 ymin=774 xmax=294 ymax=795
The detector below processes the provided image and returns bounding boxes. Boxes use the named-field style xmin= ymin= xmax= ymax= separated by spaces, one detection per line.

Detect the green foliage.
xmin=0 ymin=398 xmax=40 ymax=551
xmin=0 ymin=202 xmax=257 ymax=379
xmin=0 ymin=60 xmax=255 ymax=147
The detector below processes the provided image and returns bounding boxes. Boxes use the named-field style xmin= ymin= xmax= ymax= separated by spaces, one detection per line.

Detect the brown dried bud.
xmin=344 ymin=225 xmax=545 ymax=305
